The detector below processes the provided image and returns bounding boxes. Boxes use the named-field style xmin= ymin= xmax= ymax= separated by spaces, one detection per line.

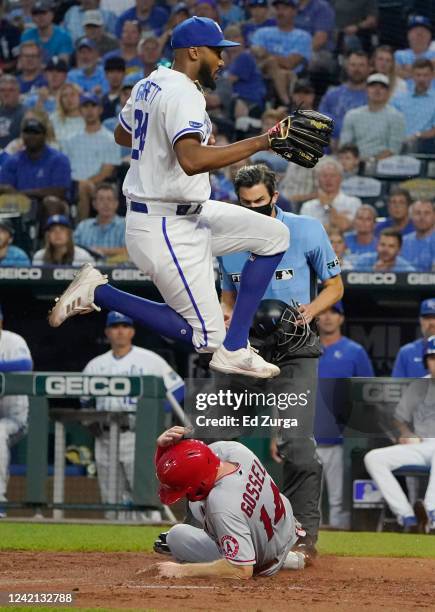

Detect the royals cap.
xmin=408 ymin=15 xmax=432 ymax=31
xmin=45 ymin=214 xmax=71 ymax=230
xmin=248 ymin=0 xmax=269 ymax=6
xmin=171 ymin=16 xmax=240 ymax=49
xmin=31 ymin=0 xmax=53 ymax=14
xmin=420 ymin=298 xmax=435 ymax=316
xmin=80 ymin=92 xmax=101 ymax=106
xmin=46 ymin=57 xmax=68 ymax=72
xmin=331 ymin=301 xmax=344 ymax=314
xmin=22 ymin=118 xmax=46 ymax=134
xmin=76 ymin=37 xmax=98 ymax=50
xmin=106 ymin=311 xmax=134 ymax=327
xmin=272 ymin=0 xmax=297 ymax=6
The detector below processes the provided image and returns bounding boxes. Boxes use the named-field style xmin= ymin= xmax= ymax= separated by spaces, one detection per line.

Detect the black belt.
xmin=130 ymin=201 xmax=203 ymax=216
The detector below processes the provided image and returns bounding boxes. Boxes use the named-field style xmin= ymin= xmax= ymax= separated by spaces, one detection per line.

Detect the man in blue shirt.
xmin=219 ymin=164 xmax=344 ymax=561
xmin=67 ymin=38 xmax=109 ymax=95
xmin=16 ymin=41 xmax=47 ymax=95
xmin=353 ymin=228 xmax=415 ymax=272
xmin=294 ymin=0 xmax=335 ymax=71
xmin=0 ymin=220 xmax=30 ymax=266
xmin=375 ymin=187 xmax=415 ymax=237
xmin=20 ymin=0 xmax=73 ymax=63
xmin=319 ymin=51 xmax=370 ymax=145
xmin=395 ymin=15 xmax=435 ymax=81
xmin=344 ymin=204 xmax=377 ymax=255
xmin=400 ymin=200 xmax=434 ymax=272
xmin=115 ymin=0 xmax=168 ymax=38
xmin=315 ymin=301 xmax=374 ymax=528
xmin=251 ymin=0 xmax=312 ymax=105
xmin=242 ymin=0 xmax=276 ymax=46
xmin=392 ymin=298 xmax=435 ymax=378
xmin=0 ymin=117 xmax=71 ymax=201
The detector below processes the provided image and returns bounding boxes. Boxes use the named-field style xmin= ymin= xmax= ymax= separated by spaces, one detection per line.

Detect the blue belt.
xmin=130 ymin=201 xmax=203 ymax=216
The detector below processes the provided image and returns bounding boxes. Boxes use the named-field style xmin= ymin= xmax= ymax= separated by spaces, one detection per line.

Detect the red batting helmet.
xmin=156 ymin=439 xmax=220 ymax=505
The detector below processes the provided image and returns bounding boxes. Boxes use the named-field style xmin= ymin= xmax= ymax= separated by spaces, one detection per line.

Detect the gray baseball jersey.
xmin=394 ymin=379 xmax=435 ymax=438
xmin=190 ymin=440 xmax=297 ymax=576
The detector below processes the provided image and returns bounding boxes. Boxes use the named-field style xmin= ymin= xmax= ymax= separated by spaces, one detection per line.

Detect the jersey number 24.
xmin=132 ymin=109 xmax=149 ymax=160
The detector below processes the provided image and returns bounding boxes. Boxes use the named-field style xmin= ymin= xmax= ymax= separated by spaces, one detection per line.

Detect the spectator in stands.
xmin=115 ymin=0 xmax=168 ymax=38
xmin=395 ymin=16 xmax=435 ymax=81
xmin=0 ymin=116 xmax=71 ymax=201
xmin=372 ymin=45 xmax=407 ymax=98
xmin=81 ymin=9 xmax=119 ymax=56
xmin=332 ymin=0 xmax=378 ymax=54
xmin=101 ymin=56 xmax=126 ymax=121
xmin=16 ymin=41 xmax=47 ymax=95
xmin=0 ymin=4 xmax=21 ymax=74
xmin=138 ymin=32 xmax=163 ymax=78
xmin=392 ymin=298 xmax=435 ymax=378
xmin=61 ymin=93 xmax=121 ymax=219
xmin=0 ymin=220 xmax=30 ymax=266
xmin=251 ymin=0 xmax=312 ymax=106
xmin=375 ymin=187 xmax=415 ymax=237
xmin=74 ymin=182 xmax=128 ymax=263
xmin=23 ymin=57 xmax=68 ymax=115
xmin=294 ymin=0 xmax=335 ymax=72
xmin=67 ymin=37 xmax=109 ymax=95
xmin=102 ymin=75 xmax=138 ymax=162
xmin=315 ymin=301 xmax=374 ymax=529
xmin=4 ymin=108 xmax=58 ymax=155
xmin=318 ymin=51 xmax=370 ymax=145
xmin=194 ymin=0 xmax=220 ymax=22
xmin=0 ymin=75 xmax=25 ymax=150
xmin=63 ymin=1 xmax=117 ymax=43
xmin=21 ymin=1 xmax=73 ymax=63
xmin=327 ymin=227 xmax=354 ymax=270
xmin=300 ymin=157 xmax=361 ymax=231
xmin=224 ymin=25 xmax=266 ymax=118
xmin=33 ymin=214 xmax=96 ymax=266
xmin=337 ymin=144 xmax=361 ymax=179
xmin=242 ymin=0 xmax=276 ymax=46
xmin=217 ymin=0 xmax=244 ymax=29
xmin=40 ymin=194 xmax=70 ymax=230
xmin=344 ymin=204 xmax=377 ymax=255
xmin=210 ymin=135 xmax=237 ymax=202
xmin=51 ymin=83 xmax=85 ymax=143
xmin=400 ymin=200 xmax=434 ymax=272
xmin=158 ymin=3 xmax=190 ymax=60
xmin=250 ymin=108 xmax=288 ymax=174
xmin=101 ymin=0 xmax=135 ymax=17
xmin=104 ymin=20 xmax=143 ymax=75
xmin=392 ymin=59 xmax=435 ymax=155
xmin=0 ymin=305 xmax=32 ymax=518
xmin=353 ymin=228 xmax=415 ymax=272
xmin=340 ymin=73 xmax=405 ymax=161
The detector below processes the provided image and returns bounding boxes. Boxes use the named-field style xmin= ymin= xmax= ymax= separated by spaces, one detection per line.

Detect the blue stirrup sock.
xmin=94 ymin=284 xmax=193 ymax=344
xmin=223 ymin=252 xmax=285 ymax=351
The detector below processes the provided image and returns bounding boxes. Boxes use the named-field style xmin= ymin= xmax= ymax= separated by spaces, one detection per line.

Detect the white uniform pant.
xmin=94 ymin=431 xmax=135 ymax=504
xmin=167 ymin=524 xmax=221 ymax=563
xmin=0 ymin=417 xmax=26 ymax=502
xmin=316 ymin=444 xmax=350 ymax=529
xmin=126 ymin=200 xmax=289 ymax=352
xmin=364 ymin=439 xmax=435 ymax=519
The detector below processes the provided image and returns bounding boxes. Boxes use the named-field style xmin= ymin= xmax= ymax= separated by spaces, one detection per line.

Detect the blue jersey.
xmin=344 ymin=231 xmax=377 ymax=255
xmin=353 ymin=252 xmax=415 ymax=272
xmin=392 ymin=338 xmax=428 ymax=377
xmin=218 ymin=207 xmax=341 ymax=304
xmin=318 ymin=337 xmax=375 ymax=378
xmin=400 ymin=232 xmax=434 ymax=272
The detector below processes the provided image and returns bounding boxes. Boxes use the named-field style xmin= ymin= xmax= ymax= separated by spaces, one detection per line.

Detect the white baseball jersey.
xmin=119 ymin=65 xmax=212 ymax=206
xmin=190 ymin=441 xmax=296 ymax=576
xmin=82 ymin=345 xmax=183 ymax=412
xmin=0 ymin=330 xmax=32 ymax=425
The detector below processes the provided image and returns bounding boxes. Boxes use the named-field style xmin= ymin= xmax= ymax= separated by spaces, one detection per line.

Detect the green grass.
xmin=0 ymin=524 xmax=434 ymax=558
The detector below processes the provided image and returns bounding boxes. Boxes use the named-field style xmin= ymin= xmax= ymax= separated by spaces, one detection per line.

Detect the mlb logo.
xmin=353 ymin=479 xmax=383 ymax=504
xmin=275 ymin=268 xmax=293 ymax=281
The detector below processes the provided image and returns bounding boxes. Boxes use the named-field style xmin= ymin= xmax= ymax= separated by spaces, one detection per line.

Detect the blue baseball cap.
xmin=420 ymin=298 xmax=435 ymax=316
xmin=45 ymin=214 xmax=71 ymax=230
xmin=171 ymin=16 xmax=240 ymax=49
xmin=408 ymin=15 xmax=432 ymax=31
xmin=106 ymin=311 xmax=134 ymax=327
xmin=248 ymin=0 xmax=268 ymax=6
xmin=77 ymin=36 xmax=98 ymax=50
xmin=331 ymin=301 xmax=344 ymax=315
xmin=80 ymin=92 xmax=101 ymax=106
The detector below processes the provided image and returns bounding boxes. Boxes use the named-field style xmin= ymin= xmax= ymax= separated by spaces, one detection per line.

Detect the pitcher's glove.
xmin=267 ymin=109 xmax=334 ymax=168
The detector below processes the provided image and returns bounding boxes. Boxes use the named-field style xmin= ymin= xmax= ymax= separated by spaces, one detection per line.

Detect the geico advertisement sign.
xmin=358 ymin=381 xmax=408 ymax=403
xmin=35 ymin=375 xmax=140 ymax=396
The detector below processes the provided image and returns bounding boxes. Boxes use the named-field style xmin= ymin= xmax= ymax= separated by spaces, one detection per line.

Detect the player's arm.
xmin=114 ymin=123 xmax=131 ymax=147
xmin=155 ymin=559 xmax=253 ymax=580
xmin=298 ymin=275 xmax=344 ymax=324
xmin=174 ymin=133 xmax=269 ymax=176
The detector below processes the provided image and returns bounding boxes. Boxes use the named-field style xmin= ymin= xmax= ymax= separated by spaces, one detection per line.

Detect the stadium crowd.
xmin=0 ymin=0 xmax=432 ymax=270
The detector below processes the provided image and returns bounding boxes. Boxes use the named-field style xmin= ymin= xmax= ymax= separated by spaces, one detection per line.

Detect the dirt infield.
xmin=1 ymin=552 xmax=434 ymax=611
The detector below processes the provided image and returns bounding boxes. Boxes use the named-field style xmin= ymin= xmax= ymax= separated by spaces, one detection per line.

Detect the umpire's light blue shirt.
xmin=218 ymin=207 xmax=341 ymax=304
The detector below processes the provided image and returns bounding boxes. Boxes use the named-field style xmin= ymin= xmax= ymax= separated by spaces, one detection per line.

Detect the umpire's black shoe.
xmin=153 ymin=531 xmax=172 ymax=555
xmin=291 ymin=535 xmax=318 ymax=566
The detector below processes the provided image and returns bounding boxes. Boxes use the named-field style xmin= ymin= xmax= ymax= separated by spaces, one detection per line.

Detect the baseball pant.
xmin=167 ymin=524 xmax=221 ymax=563
xmin=273 ymin=358 xmax=322 ymax=542
xmin=95 ymin=431 xmax=135 ymax=504
xmin=126 ymin=200 xmax=289 ymax=351
xmin=364 ymin=439 xmax=435 ymax=519
xmin=316 ymin=444 xmax=350 ymax=529
xmin=0 ymin=417 xmax=27 ymax=502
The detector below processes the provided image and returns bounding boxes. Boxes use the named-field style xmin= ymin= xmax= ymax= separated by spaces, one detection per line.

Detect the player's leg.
xmin=166 ymin=524 xmax=221 ymax=563
xmin=203 ymin=200 xmax=289 ymax=352
xmin=0 ymin=417 xmax=25 ymax=515
xmin=318 ymin=445 xmax=347 ymax=529
xmin=364 ymin=444 xmax=428 ymax=521
xmin=420 ymin=442 xmax=435 ymax=525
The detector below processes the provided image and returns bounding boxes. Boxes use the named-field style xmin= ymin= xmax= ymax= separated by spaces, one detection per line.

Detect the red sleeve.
xmin=155 ymin=445 xmax=166 ymax=466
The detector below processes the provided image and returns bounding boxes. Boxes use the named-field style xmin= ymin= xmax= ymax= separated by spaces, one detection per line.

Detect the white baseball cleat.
xmin=48 ymin=263 xmax=108 ymax=327
xmin=209 ymin=343 xmax=280 ymax=378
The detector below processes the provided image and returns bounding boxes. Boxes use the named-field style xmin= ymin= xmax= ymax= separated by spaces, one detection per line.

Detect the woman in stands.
xmin=51 ymin=82 xmax=85 ymax=143
xmin=32 ymin=215 xmax=95 ymax=266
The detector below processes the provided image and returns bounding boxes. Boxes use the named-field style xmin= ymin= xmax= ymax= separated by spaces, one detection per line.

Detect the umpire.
xmin=218 ymin=164 xmax=343 ymax=560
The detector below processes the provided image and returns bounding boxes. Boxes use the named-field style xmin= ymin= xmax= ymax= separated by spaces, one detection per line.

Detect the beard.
xmin=197 ymin=61 xmax=216 ymax=91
